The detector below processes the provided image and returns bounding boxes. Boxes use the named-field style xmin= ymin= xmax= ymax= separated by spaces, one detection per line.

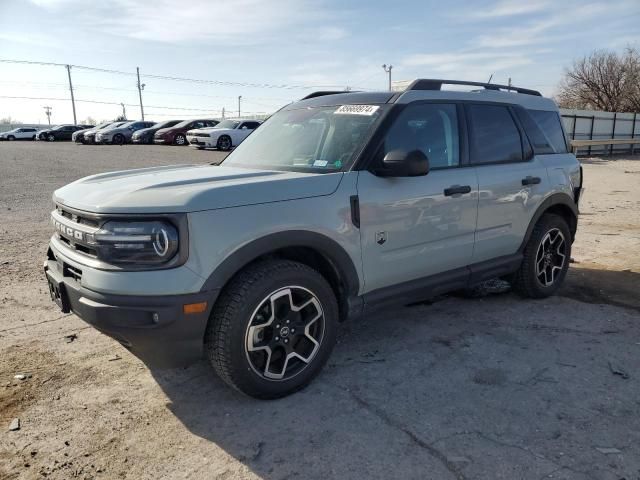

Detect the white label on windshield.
xmin=334 ymin=105 xmax=380 ymax=116
xmin=313 ymin=160 xmax=328 ymax=167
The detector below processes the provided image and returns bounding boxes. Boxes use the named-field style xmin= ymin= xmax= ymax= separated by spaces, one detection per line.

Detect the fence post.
xmin=609 ymin=113 xmax=617 ymax=156
xmin=632 ymin=112 xmax=637 ymax=155
xmin=587 ymin=115 xmax=595 ymax=156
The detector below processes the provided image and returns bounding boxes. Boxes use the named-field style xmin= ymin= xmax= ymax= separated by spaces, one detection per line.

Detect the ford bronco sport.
xmin=45 ymin=79 xmax=582 ymax=399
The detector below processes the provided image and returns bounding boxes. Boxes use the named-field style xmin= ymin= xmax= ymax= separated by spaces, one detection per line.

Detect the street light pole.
xmin=65 ymin=65 xmax=77 ymax=124
xmin=120 ymin=103 xmax=127 ymax=120
xmin=382 ymin=64 xmax=393 ymax=91
xmin=238 ymin=96 xmax=242 ymax=118
xmin=136 ymin=67 xmax=145 ymax=121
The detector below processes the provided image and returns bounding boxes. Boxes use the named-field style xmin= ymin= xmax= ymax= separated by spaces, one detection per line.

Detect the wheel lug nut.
xmin=284 ymin=339 xmax=289 ymax=344
xmin=286 ymin=320 xmax=290 ymax=324
xmin=275 ymin=336 xmax=280 ymax=341
xmin=291 ymin=328 xmax=295 ymax=333
xmin=276 ymin=324 xmax=280 ymax=329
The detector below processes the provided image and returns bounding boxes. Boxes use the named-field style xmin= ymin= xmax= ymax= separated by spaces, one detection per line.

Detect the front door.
xmin=357 ymin=103 xmax=478 ymax=294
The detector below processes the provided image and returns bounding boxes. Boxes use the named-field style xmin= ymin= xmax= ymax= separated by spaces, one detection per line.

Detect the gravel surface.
xmin=1 ymin=142 xmax=639 ymax=480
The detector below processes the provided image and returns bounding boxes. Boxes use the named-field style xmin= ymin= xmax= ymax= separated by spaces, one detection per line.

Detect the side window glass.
xmin=528 ymin=110 xmax=567 ymax=153
xmin=380 ymin=103 xmax=460 ymax=169
xmin=515 ymin=108 xmax=554 ymax=154
xmin=468 ymin=105 xmax=523 ymax=164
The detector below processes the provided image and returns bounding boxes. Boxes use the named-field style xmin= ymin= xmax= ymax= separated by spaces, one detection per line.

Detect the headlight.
xmin=88 ymin=220 xmax=179 ymax=265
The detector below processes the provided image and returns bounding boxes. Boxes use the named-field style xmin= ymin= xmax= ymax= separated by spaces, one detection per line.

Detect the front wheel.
xmin=47 ymin=134 xmax=55 ymax=142
xmin=205 ymin=259 xmax=338 ymax=399
xmin=174 ymin=134 xmax=186 ymax=146
xmin=512 ymin=213 xmax=571 ymax=298
xmin=7 ymin=136 xmax=15 ymax=141
xmin=216 ymin=135 xmax=232 ymax=151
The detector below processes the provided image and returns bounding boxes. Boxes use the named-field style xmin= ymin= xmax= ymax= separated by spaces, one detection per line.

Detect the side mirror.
xmin=376 ymin=149 xmax=430 ymax=177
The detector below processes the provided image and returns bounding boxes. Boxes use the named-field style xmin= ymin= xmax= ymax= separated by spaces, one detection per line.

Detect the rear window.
xmin=468 ymin=104 xmax=523 ymax=164
xmin=528 ymin=110 xmax=567 ymax=153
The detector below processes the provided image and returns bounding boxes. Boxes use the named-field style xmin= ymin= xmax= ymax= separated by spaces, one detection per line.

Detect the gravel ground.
xmin=1 ymin=142 xmax=639 ymax=480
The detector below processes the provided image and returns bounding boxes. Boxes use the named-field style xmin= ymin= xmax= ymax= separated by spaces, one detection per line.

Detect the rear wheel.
xmin=113 ymin=133 xmax=125 ymax=145
xmin=512 ymin=214 xmax=571 ymax=298
xmin=7 ymin=135 xmax=15 ymax=141
xmin=217 ymin=135 xmax=232 ymax=151
xmin=174 ymin=134 xmax=186 ymax=146
xmin=47 ymin=134 xmax=55 ymax=142
xmin=205 ymin=259 xmax=338 ymax=399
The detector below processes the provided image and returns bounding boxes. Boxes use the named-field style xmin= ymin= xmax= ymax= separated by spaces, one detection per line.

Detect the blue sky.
xmin=0 ymin=0 xmax=638 ymax=124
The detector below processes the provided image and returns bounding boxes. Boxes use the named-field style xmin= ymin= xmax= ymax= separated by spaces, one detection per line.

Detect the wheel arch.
xmin=201 ymin=231 xmax=361 ymax=322
xmin=519 ymin=193 xmax=578 ymax=252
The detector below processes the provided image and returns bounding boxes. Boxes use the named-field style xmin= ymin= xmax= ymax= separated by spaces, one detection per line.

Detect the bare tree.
xmin=557 ymin=47 xmax=640 ymax=112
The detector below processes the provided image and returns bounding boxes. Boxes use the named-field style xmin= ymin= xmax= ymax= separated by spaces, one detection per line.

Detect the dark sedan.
xmin=132 ymin=119 xmax=183 ymax=144
xmin=153 ymin=119 xmax=218 ymax=146
xmin=38 ymin=125 xmax=93 ymax=142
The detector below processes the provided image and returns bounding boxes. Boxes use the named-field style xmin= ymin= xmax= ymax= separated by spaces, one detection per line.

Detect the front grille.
xmin=52 ymin=206 xmax=100 ymax=259
xmin=195 ymin=133 xmax=210 ymax=138
xmin=63 ymin=263 xmax=83 ymax=282
xmin=57 ymin=206 xmax=99 ymax=227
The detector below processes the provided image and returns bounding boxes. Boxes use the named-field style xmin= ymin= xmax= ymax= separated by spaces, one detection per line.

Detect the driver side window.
xmin=380 ymin=104 xmax=460 ymax=169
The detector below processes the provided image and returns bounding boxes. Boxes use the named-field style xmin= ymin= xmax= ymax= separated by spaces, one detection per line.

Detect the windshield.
xmin=216 ymin=120 xmax=240 ymax=129
xmin=222 ymin=104 xmax=386 ymax=172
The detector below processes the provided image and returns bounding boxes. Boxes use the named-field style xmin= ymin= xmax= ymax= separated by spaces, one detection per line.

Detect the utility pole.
xmin=43 ymin=106 xmax=52 ymax=125
xmin=221 ymin=107 xmax=225 ymax=119
xmin=65 ymin=65 xmax=77 ymax=125
xmin=120 ymin=103 xmax=127 ymax=120
xmin=508 ymin=77 xmax=512 ymax=88
xmin=382 ymin=64 xmax=393 ymax=91
xmin=136 ymin=67 xmax=145 ymax=121
xmin=238 ymin=96 xmax=242 ymax=118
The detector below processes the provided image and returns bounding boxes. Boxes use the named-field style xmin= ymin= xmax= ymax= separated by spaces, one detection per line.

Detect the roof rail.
xmin=301 ymin=91 xmax=353 ymax=100
xmin=406 ymin=79 xmax=542 ymax=97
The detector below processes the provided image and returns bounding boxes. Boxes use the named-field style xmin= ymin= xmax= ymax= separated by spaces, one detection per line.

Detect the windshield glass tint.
xmin=216 ymin=120 xmax=240 ymax=129
xmin=222 ymin=105 xmax=385 ymax=172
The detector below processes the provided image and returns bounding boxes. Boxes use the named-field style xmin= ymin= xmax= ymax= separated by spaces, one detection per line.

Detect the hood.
xmin=135 ymin=126 xmax=159 ymax=136
xmin=155 ymin=127 xmax=178 ymax=136
xmin=53 ymin=165 xmax=343 ymax=214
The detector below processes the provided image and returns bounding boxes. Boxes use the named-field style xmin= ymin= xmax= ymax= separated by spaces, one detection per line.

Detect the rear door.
xmin=358 ymin=102 xmax=479 ymax=293
xmin=467 ymin=103 xmax=549 ymax=263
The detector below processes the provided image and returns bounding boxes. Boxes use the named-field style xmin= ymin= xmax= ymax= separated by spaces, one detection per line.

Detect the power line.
xmin=0 ymin=58 xmax=345 ymax=90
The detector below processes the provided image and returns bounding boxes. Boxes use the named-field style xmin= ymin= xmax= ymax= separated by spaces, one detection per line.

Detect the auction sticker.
xmin=334 ymin=105 xmax=380 ymax=116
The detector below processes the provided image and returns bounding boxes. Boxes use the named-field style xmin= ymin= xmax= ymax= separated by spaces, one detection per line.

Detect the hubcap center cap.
xmin=279 ymin=326 xmax=290 ymax=338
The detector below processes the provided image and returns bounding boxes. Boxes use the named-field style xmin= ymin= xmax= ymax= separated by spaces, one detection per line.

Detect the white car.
xmin=187 ymin=119 xmax=261 ymax=151
xmin=0 ymin=127 xmax=38 ymax=141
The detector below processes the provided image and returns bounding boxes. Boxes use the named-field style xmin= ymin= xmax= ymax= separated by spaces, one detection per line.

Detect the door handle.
xmin=444 ymin=185 xmax=472 ymax=196
xmin=521 ymin=176 xmax=541 ymax=186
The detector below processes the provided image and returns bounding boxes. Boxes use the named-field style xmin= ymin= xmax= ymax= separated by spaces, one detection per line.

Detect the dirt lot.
xmin=1 ymin=142 xmax=639 ymax=480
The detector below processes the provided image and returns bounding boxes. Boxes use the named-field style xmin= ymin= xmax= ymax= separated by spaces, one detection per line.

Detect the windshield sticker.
xmin=334 ymin=105 xmax=380 ymax=116
xmin=313 ymin=160 xmax=329 ymax=167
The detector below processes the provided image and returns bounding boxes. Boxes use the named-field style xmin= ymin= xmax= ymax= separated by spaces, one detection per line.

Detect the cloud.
xmin=27 ymin=0 xmax=349 ymax=45
xmin=402 ymin=51 xmax=532 ymax=74
xmin=464 ymin=0 xmax=551 ymax=18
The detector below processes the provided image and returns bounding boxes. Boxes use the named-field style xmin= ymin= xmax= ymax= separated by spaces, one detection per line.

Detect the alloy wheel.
xmin=535 ymin=228 xmax=566 ymax=287
xmin=245 ymin=286 xmax=325 ymax=381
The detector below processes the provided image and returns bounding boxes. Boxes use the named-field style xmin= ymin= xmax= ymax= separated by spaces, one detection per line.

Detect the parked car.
xmin=153 ymin=119 xmax=218 ymax=146
xmin=0 ymin=127 xmax=38 ymax=141
xmin=132 ymin=120 xmax=183 ymax=144
xmin=187 ymin=119 xmax=262 ymax=151
xmin=96 ymin=121 xmax=156 ymax=145
xmin=45 ymin=78 xmax=582 ymax=399
xmin=83 ymin=122 xmax=126 ymax=144
xmin=38 ymin=125 xmax=93 ymax=142
xmin=73 ymin=122 xmax=113 ymax=144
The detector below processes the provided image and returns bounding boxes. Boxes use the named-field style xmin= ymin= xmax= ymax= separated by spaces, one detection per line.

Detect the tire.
xmin=7 ymin=136 xmax=15 ymax=141
xmin=31 ymin=135 xmax=36 ymax=140
xmin=205 ymin=259 xmax=339 ymax=399
xmin=47 ymin=134 xmax=55 ymax=142
xmin=113 ymin=133 xmax=125 ymax=145
xmin=512 ymin=213 xmax=571 ymax=298
xmin=216 ymin=135 xmax=232 ymax=151
xmin=174 ymin=134 xmax=186 ymax=146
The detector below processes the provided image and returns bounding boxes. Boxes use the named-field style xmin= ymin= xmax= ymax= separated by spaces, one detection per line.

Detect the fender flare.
xmin=518 ymin=193 xmax=578 ymax=252
xmin=199 ymin=230 xmax=361 ymax=298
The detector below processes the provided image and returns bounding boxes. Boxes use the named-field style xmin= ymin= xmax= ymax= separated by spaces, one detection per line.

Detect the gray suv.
xmin=44 ymin=79 xmax=582 ymax=399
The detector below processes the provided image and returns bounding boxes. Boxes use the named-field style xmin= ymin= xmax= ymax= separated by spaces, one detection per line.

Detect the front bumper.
xmin=44 ymin=254 xmax=219 ymax=368
xmin=153 ymin=136 xmax=171 ymax=144
xmin=188 ymin=137 xmax=212 ymax=148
